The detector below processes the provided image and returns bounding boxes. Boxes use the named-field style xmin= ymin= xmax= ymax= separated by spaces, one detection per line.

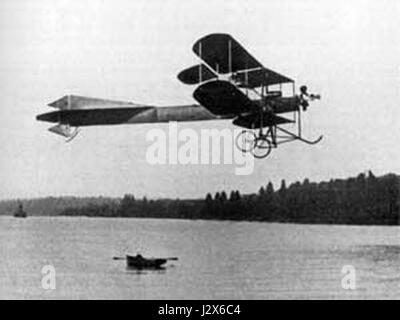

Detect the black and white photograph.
xmin=0 ymin=0 xmax=399 ymax=302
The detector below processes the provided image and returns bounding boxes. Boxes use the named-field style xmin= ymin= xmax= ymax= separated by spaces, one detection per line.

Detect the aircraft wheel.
xmin=251 ymin=137 xmax=272 ymax=159
xmin=235 ymin=130 xmax=257 ymax=153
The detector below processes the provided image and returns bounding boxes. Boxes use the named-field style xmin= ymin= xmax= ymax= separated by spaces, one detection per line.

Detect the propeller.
xmin=310 ymin=94 xmax=321 ymax=100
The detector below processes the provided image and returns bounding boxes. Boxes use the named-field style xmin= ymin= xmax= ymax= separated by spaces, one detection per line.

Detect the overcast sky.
xmin=0 ymin=0 xmax=399 ymax=200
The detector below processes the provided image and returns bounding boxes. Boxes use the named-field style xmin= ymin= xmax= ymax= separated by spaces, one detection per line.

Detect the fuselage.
xmin=36 ymin=96 xmax=301 ymax=127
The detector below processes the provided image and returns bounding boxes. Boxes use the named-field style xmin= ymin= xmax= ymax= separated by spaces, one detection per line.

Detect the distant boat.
xmin=126 ymin=254 xmax=167 ymax=269
xmin=14 ymin=203 xmax=27 ymax=218
xmin=125 ymin=254 xmax=178 ymax=269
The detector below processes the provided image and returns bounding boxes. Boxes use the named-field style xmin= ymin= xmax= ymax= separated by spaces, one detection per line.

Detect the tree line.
xmin=60 ymin=171 xmax=400 ymax=225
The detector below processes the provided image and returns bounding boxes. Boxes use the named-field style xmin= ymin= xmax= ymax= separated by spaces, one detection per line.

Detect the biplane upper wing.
xmin=177 ymin=64 xmax=218 ymax=85
xmin=190 ymin=33 xmax=294 ymax=87
xmin=193 ymin=80 xmax=258 ymax=116
xmin=232 ymin=67 xmax=294 ymax=88
xmin=192 ymin=33 xmax=263 ymax=74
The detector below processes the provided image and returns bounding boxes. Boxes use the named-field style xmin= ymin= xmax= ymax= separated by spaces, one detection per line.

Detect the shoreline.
xmin=2 ymin=214 xmax=400 ymax=227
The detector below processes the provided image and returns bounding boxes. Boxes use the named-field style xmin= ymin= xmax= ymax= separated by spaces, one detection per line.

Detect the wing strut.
xmin=199 ymin=41 xmax=202 ymax=83
xmin=228 ymin=38 xmax=232 ymax=74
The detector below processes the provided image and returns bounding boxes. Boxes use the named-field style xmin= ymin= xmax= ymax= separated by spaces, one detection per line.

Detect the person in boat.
xmin=135 ymin=253 xmax=145 ymax=260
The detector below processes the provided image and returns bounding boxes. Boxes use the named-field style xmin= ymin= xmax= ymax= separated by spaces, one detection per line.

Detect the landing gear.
xmin=234 ymin=125 xmax=322 ymax=159
xmin=235 ymin=128 xmax=274 ymax=159
xmin=235 ymin=130 xmax=257 ymax=152
xmin=252 ymin=136 xmax=272 ymax=159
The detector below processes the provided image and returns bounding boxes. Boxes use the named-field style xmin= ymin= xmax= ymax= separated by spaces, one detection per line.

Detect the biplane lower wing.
xmin=232 ymin=113 xmax=293 ymax=129
xmin=193 ymin=80 xmax=258 ymax=116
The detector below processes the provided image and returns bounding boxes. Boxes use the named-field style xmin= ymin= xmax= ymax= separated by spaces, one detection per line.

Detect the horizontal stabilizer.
xmin=48 ymin=95 xmax=143 ymax=110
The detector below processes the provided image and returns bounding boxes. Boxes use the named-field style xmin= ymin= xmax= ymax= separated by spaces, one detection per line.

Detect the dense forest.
xmin=57 ymin=171 xmax=400 ymax=225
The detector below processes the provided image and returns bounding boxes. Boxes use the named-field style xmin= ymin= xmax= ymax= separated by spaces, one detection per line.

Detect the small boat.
xmin=126 ymin=254 xmax=168 ymax=269
xmin=14 ymin=203 xmax=27 ymax=218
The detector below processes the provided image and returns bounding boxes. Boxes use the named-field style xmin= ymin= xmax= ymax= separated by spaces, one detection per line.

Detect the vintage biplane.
xmin=37 ymin=33 xmax=322 ymax=158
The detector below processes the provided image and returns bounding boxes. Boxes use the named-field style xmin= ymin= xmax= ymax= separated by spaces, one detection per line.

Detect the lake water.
xmin=0 ymin=216 xmax=399 ymax=299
